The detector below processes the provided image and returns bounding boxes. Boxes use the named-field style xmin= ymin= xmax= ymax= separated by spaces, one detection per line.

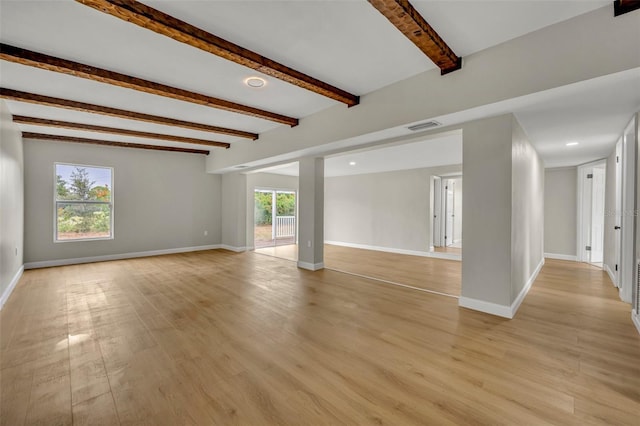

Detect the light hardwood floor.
xmin=325 ymin=244 xmax=461 ymax=296
xmin=254 ymin=244 xmax=461 ymax=296
xmin=1 ymin=252 xmax=638 ymax=425
xmin=433 ymin=246 xmax=462 ymax=255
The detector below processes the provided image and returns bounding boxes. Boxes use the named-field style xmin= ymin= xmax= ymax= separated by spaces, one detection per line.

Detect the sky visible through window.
xmin=56 ymin=164 xmax=111 ymax=187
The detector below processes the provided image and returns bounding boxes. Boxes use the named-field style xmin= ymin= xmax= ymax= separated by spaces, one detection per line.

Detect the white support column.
xmin=297 ymin=157 xmax=324 ymax=271
xmin=459 ymin=114 xmax=544 ymax=319
xmin=221 ymin=172 xmax=247 ymax=252
xmin=271 ymin=190 xmax=276 ymax=240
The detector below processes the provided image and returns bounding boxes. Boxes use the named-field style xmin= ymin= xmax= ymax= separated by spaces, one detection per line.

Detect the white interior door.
xmin=590 ymin=167 xmax=605 ymax=264
xmin=444 ymin=180 xmax=455 ymax=247
xmin=614 ymin=141 xmax=622 ymax=286
xmin=578 ymin=165 xmax=594 ymax=263
xmin=432 ymin=177 xmax=442 ymax=248
xmin=452 ymin=178 xmax=462 ymax=245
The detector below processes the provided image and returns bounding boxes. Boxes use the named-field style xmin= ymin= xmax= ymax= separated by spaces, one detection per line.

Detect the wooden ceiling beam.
xmin=0 ymin=88 xmax=258 ymax=139
xmin=22 ymin=132 xmax=210 ymax=155
xmin=368 ymin=0 xmax=461 ymax=75
xmin=0 ymin=43 xmax=298 ymax=126
xmin=76 ymin=0 xmax=359 ymax=107
xmin=614 ymin=0 xmax=640 ymax=16
xmin=12 ymin=116 xmax=230 ymax=149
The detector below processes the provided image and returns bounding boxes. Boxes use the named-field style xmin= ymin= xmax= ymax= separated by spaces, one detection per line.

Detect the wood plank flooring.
xmin=324 ymin=244 xmax=461 ymax=296
xmin=1 ymin=251 xmax=638 ymax=425
xmin=253 ymin=244 xmax=461 ymax=296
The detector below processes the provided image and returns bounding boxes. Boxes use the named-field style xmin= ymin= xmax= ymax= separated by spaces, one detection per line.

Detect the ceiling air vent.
xmin=407 ymin=121 xmax=441 ymax=132
xmin=234 ymin=165 xmax=249 ymax=169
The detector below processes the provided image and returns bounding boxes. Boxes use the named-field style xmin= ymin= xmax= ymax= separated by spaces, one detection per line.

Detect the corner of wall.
xmin=0 ymin=265 xmax=24 ymax=310
xmin=0 ymin=100 xmax=24 ymax=308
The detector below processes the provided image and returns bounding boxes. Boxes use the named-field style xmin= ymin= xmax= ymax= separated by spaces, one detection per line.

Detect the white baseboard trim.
xmin=24 ymin=244 xmax=223 ymax=269
xmin=218 ymin=245 xmax=247 ymax=253
xmin=510 ymin=257 xmax=545 ymax=317
xmin=1 ymin=265 xmax=24 ymax=310
xmin=604 ymin=264 xmax=617 ymax=287
xmin=459 ymin=297 xmax=513 ymax=318
xmin=632 ymin=310 xmax=640 ymax=335
xmin=325 ymin=240 xmax=461 ymax=261
xmin=297 ymin=261 xmax=324 ymax=271
xmin=620 ymin=287 xmax=632 ymax=304
xmin=544 ymin=253 xmax=577 ymax=261
xmin=459 ymin=257 xmax=544 ymax=319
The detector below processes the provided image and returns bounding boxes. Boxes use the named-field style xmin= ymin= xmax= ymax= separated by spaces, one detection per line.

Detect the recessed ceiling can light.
xmin=245 ymin=77 xmax=266 ymax=88
xmin=566 ymin=142 xmax=579 ymax=146
xmin=349 ymin=161 xmax=356 ymax=166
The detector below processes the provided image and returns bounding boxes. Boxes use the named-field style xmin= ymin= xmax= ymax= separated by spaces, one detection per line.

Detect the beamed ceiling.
xmin=0 ymin=0 xmax=612 ymax=156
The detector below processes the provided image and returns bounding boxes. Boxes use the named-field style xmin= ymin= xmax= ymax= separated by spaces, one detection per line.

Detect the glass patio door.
xmin=254 ymin=189 xmax=297 ymax=248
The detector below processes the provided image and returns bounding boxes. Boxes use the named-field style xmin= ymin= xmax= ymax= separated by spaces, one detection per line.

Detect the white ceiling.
xmin=413 ymin=0 xmax=609 ymax=57
xmin=0 ymin=0 xmax=615 ymax=158
xmin=255 ymin=131 xmax=462 ymax=177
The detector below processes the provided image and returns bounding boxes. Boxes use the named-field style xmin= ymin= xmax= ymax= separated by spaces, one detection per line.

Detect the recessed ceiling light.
xmin=566 ymin=142 xmax=579 ymax=146
xmin=349 ymin=161 xmax=356 ymax=166
xmin=245 ymin=77 xmax=266 ymax=88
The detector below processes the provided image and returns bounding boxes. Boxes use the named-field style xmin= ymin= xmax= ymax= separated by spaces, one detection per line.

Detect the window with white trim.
xmin=55 ymin=163 xmax=113 ymax=242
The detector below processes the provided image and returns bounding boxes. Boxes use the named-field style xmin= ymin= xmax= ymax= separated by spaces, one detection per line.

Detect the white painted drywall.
xmin=0 ymin=101 xmax=24 ymax=302
xmin=604 ymin=148 xmax=619 ymax=276
xmin=23 ymin=138 xmax=222 ymax=264
xmin=221 ymin=172 xmax=247 ymax=250
xmin=634 ymin=112 xmax=640 ymax=315
xmin=620 ymin=116 xmax=637 ymax=303
xmin=544 ymin=167 xmax=577 ymax=257
xmin=460 ymin=114 xmax=544 ymax=316
xmin=511 ymin=117 xmax=545 ymax=301
xmin=324 ymin=164 xmax=462 ymax=253
xmin=298 ymin=157 xmax=324 ymax=269
xmin=245 ymin=172 xmax=299 ymax=249
xmin=461 ymin=115 xmax=513 ymax=307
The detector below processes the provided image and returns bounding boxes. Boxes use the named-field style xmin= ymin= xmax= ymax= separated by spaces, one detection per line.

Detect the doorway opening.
xmin=577 ymin=161 xmax=606 ymax=267
xmin=432 ymin=175 xmax=462 ymax=256
xmin=254 ymin=189 xmax=297 ymax=259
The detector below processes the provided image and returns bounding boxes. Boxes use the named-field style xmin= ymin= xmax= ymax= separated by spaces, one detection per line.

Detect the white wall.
xmin=461 ymin=115 xmax=513 ymax=308
xmin=0 ymin=101 xmax=24 ymax=306
xmin=511 ymin=117 xmax=545 ymax=302
xmin=460 ymin=114 xmax=543 ymax=318
xmin=245 ymin=172 xmax=299 ymax=249
xmin=544 ymin=167 xmax=577 ymax=257
xmin=634 ymin=112 xmax=640 ymax=319
xmin=620 ymin=116 xmax=637 ymax=303
xmin=324 ymin=164 xmax=462 ymax=253
xmin=604 ymin=149 xmax=618 ymax=275
xmin=298 ymin=157 xmax=324 ymax=269
xmin=221 ymin=172 xmax=247 ymax=250
xmin=23 ymin=138 xmax=222 ymax=265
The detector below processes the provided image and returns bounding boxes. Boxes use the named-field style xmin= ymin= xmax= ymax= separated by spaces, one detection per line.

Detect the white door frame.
xmin=576 ymin=159 xmax=606 ymax=263
xmin=619 ymin=118 xmax=636 ymax=304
